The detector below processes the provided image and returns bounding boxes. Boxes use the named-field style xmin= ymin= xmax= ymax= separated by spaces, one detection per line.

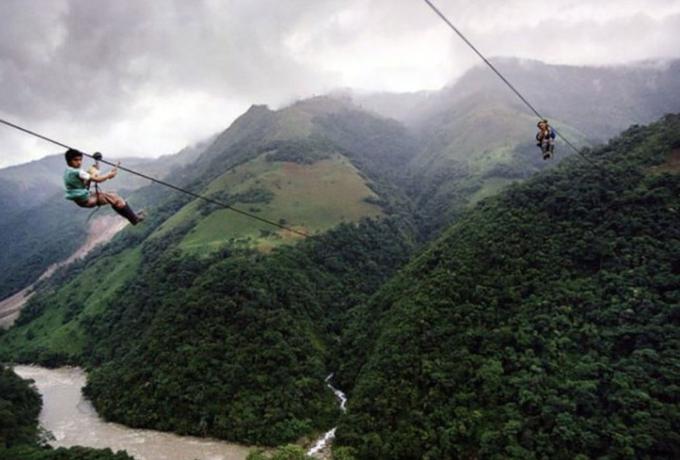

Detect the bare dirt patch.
xmin=0 ymin=288 xmax=32 ymax=326
xmin=0 ymin=214 xmax=128 ymax=328
xmin=649 ymin=148 xmax=680 ymax=174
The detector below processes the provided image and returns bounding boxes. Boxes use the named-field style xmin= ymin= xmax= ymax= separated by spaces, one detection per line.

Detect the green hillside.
xmin=334 ymin=115 xmax=680 ymax=459
xmin=0 ymin=247 xmax=142 ymax=364
xmin=0 ymin=98 xmax=419 ymax=447
xmin=2 ymin=61 xmax=679 ymax=455
xmin=6 ymin=60 xmax=677 ymax=303
xmin=358 ymin=59 xmax=680 ymax=238
xmin=156 ymin=153 xmax=382 ymax=253
xmin=0 ymin=194 xmax=89 ymax=301
xmin=146 ymin=96 xmax=415 ymax=253
xmin=408 ymin=93 xmax=588 ymax=238
xmin=3 ymin=218 xmax=412 ymax=446
xmin=0 ymin=145 xmax=204 ymax=304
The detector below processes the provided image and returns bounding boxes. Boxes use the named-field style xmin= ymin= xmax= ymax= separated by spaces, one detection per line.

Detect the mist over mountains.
xmin=1 ymin=58 xmax=679 ymax=459
xmin=354 ymin=58 xmax=680 ymax=137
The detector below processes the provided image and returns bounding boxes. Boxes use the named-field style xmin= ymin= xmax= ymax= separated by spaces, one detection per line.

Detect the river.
xmin=306 ymin=374 xmax=348 ymax=458
xmin=13 ymin=365 xmax=252 ymax=460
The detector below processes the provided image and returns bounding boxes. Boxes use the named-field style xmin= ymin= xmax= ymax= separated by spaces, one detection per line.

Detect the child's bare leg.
xmin=95 ymin=191 xmax=126 ymax=209
xmin=92 ymin=191 xmax=144 ymax=225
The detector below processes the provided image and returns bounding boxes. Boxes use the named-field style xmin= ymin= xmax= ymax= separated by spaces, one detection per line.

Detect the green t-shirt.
xmin=63 ymin=167 xmax=90 ymax=202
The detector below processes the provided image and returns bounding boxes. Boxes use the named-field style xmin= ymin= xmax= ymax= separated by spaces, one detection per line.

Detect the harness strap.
xmin=94 ymin=182 xmax=101 ymax=208
xmin=87 ymin=159 xmax=102 ymax=208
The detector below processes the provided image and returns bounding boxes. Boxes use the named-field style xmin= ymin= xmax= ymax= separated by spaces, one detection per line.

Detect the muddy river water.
xmin=13 ymin=365 xmax=252 ymax=460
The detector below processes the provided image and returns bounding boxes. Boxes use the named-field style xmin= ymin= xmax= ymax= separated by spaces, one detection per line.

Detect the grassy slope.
xmin=0 ymin=96 xmax=406 ymax=367
xmin=156 ymin=153 xmax=382 ymax=254
xmin=0 ymin=248 xmax=141 ymax=362
xmin=410 ymin=99 xmax=589 ymax=237
xmin=0 ymin=97 xmax=417 ymax=448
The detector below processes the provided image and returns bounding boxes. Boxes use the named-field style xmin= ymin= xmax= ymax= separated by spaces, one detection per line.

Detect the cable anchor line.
xmin=0 ymin=117 xmax=311 ymax=238
xmin=421 ymin=0 xmax=605 ymax=172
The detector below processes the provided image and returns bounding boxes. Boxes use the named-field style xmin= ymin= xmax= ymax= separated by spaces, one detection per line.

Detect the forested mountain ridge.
xmin=1 ymin=58 xmax=679 ymax=455
xmin=356 ymin=59 xmax=680 ymax=237
xmin=0 ymin=97 xmax=421 ymax=446
xmin=0 ymin=155 xmax=71 ymax=217
xmin=334 ymin=114 xmax=680 ymax=459
xmin=136 ymin=95 xmax=417 ymax=253
xmin=4 ymin=59 xmax=678 ymax=302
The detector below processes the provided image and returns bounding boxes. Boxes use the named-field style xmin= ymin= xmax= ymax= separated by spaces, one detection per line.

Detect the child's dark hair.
xmin=65 ymin=148 xmax=83 ymax=164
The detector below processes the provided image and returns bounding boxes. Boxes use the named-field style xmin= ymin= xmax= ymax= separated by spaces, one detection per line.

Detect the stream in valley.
xmin=13 ymin=365 xmax=348 ymax=460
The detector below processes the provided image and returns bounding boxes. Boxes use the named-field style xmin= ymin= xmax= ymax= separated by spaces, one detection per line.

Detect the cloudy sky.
xmin=1 ymin=0 xmax=679 ymax=168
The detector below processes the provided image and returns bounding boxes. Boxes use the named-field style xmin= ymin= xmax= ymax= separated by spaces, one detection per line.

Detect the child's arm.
xmin=90 ymin=163 xmax=119 ymax=183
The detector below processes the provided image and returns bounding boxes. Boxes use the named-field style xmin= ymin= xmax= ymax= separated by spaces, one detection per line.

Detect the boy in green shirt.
xmin=63 ymin=149 xmax=144 ymax=225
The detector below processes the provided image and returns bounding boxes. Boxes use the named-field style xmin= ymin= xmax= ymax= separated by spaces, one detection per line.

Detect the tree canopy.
xmin=334 ymin=115 xmax=680 ymax=459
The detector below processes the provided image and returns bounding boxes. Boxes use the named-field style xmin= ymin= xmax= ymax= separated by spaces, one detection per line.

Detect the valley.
xmin=1 ymin=59 xmax=679 ymax=459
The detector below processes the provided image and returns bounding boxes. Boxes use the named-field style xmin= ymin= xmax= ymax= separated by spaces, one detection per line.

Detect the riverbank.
xmin=14 ymin=365 xmax=252 ymax=460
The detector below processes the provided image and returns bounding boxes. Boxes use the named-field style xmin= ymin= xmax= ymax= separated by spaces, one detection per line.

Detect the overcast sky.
xmin=1 ymin=0 xmax=679 ymax=168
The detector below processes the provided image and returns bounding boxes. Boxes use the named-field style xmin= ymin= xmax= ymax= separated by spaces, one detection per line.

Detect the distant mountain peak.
xmin=244 ymin=103 xmax=272 ymax=114
xmin=285 ymin=94 xmax=357 ymax=116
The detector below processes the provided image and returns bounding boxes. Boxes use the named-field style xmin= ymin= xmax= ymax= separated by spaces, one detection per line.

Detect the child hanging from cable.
xmin=63 ymin=148 xmax=145 ymax=225
xmin=536 ymin=119 xmax=556 ymax=160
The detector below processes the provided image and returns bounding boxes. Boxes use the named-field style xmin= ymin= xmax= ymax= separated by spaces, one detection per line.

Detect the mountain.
xmin=356 ymin=58 xmax=680 ymax=236
xmin=333 ymin=114 xmax=680 ymax=459
xmin=0 ymin=142 xmax=206 ymax=302
xmin=0 ymin=97 xmax=419 ymax=446
xmin=0 ymin=195 xmax=90 ymax=304
xmin=4 ymin=59 xmax=677 ymax=301
xmin=1 ymin=59 xmax=679 ymax=454
xmin=357 ymin=58 xmax=680 ymax=140
xmin=134 ymin=96 xmax=417 ymax=253
xmin=0 ymin=150 xmax=198 ymax=217
xmin=0 ymin=157 xmax=94 ymax=296
xmin=0 ymin=155 xmax=70 ymax=218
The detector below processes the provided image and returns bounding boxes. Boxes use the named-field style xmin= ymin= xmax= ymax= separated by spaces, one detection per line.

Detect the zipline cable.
xmin=0 ymin=117 xmax=311 ymax=238
xmin=421 ymin=0 xmax=605 ymax=172
xmin=2 ymin=2 xmax=610 ymax=236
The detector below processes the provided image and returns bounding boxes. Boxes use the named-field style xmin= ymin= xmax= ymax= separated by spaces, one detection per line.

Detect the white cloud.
xmin=1 ymin=0 xmax=679 ymax=168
